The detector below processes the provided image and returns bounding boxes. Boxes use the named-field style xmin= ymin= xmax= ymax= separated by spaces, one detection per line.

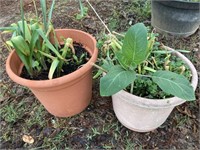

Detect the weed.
xmin=124 ymin=139 xmax=136 ymax=150
xmin=76 ymin=0 xmax=88 ymax=20
xmin=175 ymin=115 xmax=190 ymax=127
xmin=25 ymin=104 xmax=46 ymax=128
xmin=0 ymin=100 xmax=26 ymax=123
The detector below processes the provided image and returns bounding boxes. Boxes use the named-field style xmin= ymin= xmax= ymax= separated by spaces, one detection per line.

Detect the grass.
xmin=0 ymin=0 xmax=199 ymax=149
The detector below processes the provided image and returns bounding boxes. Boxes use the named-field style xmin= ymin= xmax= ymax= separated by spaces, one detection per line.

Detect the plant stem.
xmin=112 ymin=31 xmax=125 ymax=37
xmin=91 ymin=62 xmax=107 ymax=73
xmin=20 ymin=0 xmax=25 ymax=39
xmin=112 ymin=39 xmax=122 ymax=50
xmin=143 ymin=66 xmax=156 ymax=73
xmin=138 ymin=64 xmax=141 ymax=74
xmin=32 ymin=0 xmax=38 ymax=19
xmin=86 ymin=0 xmax=111 ymax=34
xmin=136 ymin=74 xmax=152 ymax=78
xmin=130 ymin=82 xmax=134 ymax=94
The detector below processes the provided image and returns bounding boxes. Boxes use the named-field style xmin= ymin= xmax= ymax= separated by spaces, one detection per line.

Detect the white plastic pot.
xmin=112 ymin=46 xmax=198 ymax=132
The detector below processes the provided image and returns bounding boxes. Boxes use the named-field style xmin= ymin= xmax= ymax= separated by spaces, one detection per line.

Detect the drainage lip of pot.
xmin=157 ymin=0 xmax=200 ymax=9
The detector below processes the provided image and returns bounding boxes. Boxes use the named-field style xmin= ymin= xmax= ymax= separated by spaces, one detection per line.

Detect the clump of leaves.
xmin=0 ymin=0 xmax=87 ymax=80
xmin=95 ymin=23 xmax=195 ymax=101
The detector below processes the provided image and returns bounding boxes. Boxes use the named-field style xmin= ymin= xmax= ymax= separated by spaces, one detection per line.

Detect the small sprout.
xmin=165 ymin=66 xmax=170 ymax=71
xmin=76 ymin=0 xmax=88 ymax=20
xmin=164 ymin=60 xmax=170 ymax=69
xmin=179 ymin=65 xmax=186 ymax=74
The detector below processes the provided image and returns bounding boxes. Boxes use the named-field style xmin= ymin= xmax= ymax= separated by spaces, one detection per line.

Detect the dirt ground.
xmin=0 ymin=0 xmax=199 ymax=149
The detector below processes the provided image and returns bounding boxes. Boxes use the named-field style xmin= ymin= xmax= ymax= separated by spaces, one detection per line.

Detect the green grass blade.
xmin=176 ymin=49 xmax=191 ymax=53
xmin=32 ymin=0 xmax=38 ymax=19
xmin=48 ymin=58 xmax=59 ymax=79
xmin=76 ymin=0 xmax=88 ymax=20
xmin=79 ymin=0 xmax=84 ymax=17
xmin=0 ymin=27 xmax=17 ymax=32
xmin=47 ymin=0 xmax=55 ymax=27
xmin=20 ymin=0 xmax=25 ymax=39
xmin=40 ymin=0 xmax=47 ymax=33
xmin=51 ymin=26 xmax=60 ymax=49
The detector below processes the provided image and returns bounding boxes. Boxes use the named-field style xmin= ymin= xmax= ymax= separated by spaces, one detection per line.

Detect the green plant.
xmin=95 ymin=23 xmax=195 ymax=101
xmin=132 ymin=0 xmax=151 ymax=19
xmin=0 ymin=100 xmax=25 ymax=123
xmin=76 ymin=0 xmax=88 ymax=20
xmin=0 ymin=0 xmax=88 ymax=79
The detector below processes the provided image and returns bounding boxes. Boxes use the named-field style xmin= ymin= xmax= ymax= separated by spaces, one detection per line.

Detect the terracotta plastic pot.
xmin=112 ymin=46 xmax=198 ymax=132
xmin=151 ymin=0 xmax=200 ymax=37
xmin=6 ymin=29 xmax=98 ymax=117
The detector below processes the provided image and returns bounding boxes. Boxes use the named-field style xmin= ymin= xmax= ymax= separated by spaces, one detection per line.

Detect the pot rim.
xmin=112 ymin=46 xmax=198 ymax=108
xmin=155 ymin=0 xmax=200 ymax=10
xmin=6 ymin=29 xmax=98 ymax=89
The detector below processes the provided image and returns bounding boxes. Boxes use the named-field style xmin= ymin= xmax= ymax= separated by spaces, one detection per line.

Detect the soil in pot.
xmin=20 ymin=42 xmax=90 ymax=80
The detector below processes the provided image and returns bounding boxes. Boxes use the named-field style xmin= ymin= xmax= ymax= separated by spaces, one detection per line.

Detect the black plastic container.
xmin=151 ymin=0 xmax=200 ymax=37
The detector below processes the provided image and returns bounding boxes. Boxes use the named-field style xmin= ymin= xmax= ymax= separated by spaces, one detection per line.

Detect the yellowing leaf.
xmin=48 ymin=58 xmax=59 ymax=79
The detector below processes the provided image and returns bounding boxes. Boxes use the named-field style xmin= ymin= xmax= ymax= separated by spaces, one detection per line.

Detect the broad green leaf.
xmin=116 ymin=23 xmax=148 ymax=70
xmin=100 ymin=65 xmax=136 ymax=96
xmin=48 ymin=58 xmax=59 ymax=79
xmin=152 ymin=70 xmax=195 ymax=101
xmin=18 ymin=21 xmax=31 ymax=42
xmin=11 ymin=36 xmax=30 ymax=56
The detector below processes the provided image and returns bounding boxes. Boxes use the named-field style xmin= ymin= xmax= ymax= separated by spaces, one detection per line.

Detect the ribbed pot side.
xmin=6 ymin=29 xmax=98 ymax=117
xmin=151 ymin=0 xmax=200 ymax=37
xmin=112 ymin=47 xmax=198 ymax=132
